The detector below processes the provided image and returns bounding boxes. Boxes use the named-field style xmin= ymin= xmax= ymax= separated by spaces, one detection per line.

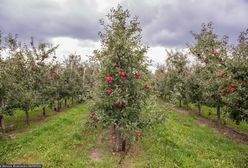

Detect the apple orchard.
xmin=0 ymin=6 xmax=248 ymax=153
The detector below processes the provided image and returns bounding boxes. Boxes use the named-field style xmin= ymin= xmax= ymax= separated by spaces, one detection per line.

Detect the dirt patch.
xmin=8 ymin=133 xmax=16 ymax=139
xmin=174 ymin=107 xmax=248 ymax=145
xmin=15 ymin=155 xmax=35 ymax=164
xmin=175 ymin=107 xmax=191 ymax=116
xmin=88 ymin=129 xmax=113 ymax=163
xmin=118 ymin=142 xmax=142 ymax=168
xmin=196 ymin=117 xmax=213 ymax=127
xmin=89 ymin=148 xmax=102 ymax=162
xmin=216 ymin=126 xmax=248 ymax=144
xmin=97 ymin=128 xmax=114 ymax=151
xmin=88 ymin=128 xmax=140 ymax=166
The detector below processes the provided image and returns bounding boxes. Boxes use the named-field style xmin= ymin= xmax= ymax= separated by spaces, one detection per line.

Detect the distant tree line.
xmin=155 ymin=23 xmax=248 ymax=125
xmin=0 ymin=32 xmax=98 ymax=132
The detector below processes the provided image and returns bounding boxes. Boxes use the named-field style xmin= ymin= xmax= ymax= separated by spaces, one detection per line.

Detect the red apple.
xmin=229 ymin=87 xmax=235 ymax=93
xmin=105 ymin=76 xmax=113 ymax=84
xmin=135 ymin=72 xmax=142 ymax=79
xmin=118 ymin=71 xmax=127 ymax=77
xmin=218 ymin=57 xmax=223 ymax=62
xmin=211 ymin=50 xmax=218 ymax=55
xmin=136 ymin=132 xmax=144 ymax=137
xmin=229 ymin=83 xmax=235 ymax=88
xmin=115 ymin=100 xmax=121 ymax=108
xmin=221 ymin=89 xmax=227 ymax=96
xmin=106 ymin=88 xmax=113 ymax=95
xmin=89 ymin=113 xmax=95 ymax=120
xmin=114 ymin=63 xmax=120 ymax=67
xmin=217 ymin=72 xmax=225 ymax=78
xmin=145 ymin=83 xmax=150 ymax=90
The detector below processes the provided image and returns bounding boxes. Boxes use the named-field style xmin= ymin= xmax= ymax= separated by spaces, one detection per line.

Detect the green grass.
xmin=4 ymin=99 xmax=75 ymax=132
xmin=0 ymin=103 xmax=117 ymax=167
xmin=0 ymin=102 xmax=247 ymax=167
xmin=180 ymin=103 xmax=248 ymax=133
xmin=133 ymin=103 xmax=248 ymax=167
xmin=4 ymin=106 xmax=56 ymax=131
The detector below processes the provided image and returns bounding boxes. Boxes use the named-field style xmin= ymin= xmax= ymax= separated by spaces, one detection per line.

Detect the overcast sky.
xmin=1 ymin=0 xmax=248 ymax=67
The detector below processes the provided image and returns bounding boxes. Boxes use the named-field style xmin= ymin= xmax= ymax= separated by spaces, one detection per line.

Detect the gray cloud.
xmin=0 ymin=0 xmax=248 ymax=47
xmin=121 ymin=0 xmax=248 ymax=47
xmin=0 ymin=0 xmax=102 ymax=43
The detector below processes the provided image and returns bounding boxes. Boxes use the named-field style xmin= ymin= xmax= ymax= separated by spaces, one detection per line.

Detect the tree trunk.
xmin=0 ymin=115 xmax=5 ymax=133
xmin=64 ymin=98 xmax=67 ymax=109
xmin=216 ymin=105 xmax=221 ymax=123
xmin=77 ymin=96 xmax=81 ymax=103
xmin=197 ymin=101 xmax=202 ymax=115
xmin=223 ymin=112 xmax=227 ymax=125
xmin=186 ymin=102 xmax=189 ymax=110
xmin=112 ymin=127 xmax=126 ymax=152
xmin=179 ymin=99 xmax=182 ymax=107
xmin=0 ymin=98 xmax=5 ymax=133
xmin=79 ymin=95 xmax=82 ymax=103
xmin=60 ymin=101 xmax=62 ymax=110
xmin=56 ymin=100 xmax=61 ymax=112
xmin=71 ymin=97 xmax=74 ymax=105
xmin=235 ymin=111 xmax=241 ymax=125
xmin=42 ymin=106 xmax=46 ymax=117
xmin=25 ymin=110 xmax=30 ymax=125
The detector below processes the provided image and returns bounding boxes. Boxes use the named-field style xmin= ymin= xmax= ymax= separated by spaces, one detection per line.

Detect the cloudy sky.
xmin=0 ymin=0 xmax=248 ymax=67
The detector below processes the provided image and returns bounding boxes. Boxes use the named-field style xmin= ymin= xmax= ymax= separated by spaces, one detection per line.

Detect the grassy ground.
xmin=4 ymin=106 xmax=56 ymax=131
xmin=4 ymin=99 xmax=74 ymax=132
xmin=0 ymin=102 xmax=247 ymax=167
xmin=180 ymin=103 xmax=248 ymax=133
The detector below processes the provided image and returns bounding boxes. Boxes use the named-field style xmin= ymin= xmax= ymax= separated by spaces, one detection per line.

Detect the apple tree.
xmin=189 ymin=23 xmax=228 ymax=122
xmin=185 ymin=64 xmax=204 ymax=115
xmin=222 ymin=29 xmax=248 ymax=124
xmin=165 ymin=50 xmax=189 ymax=107
xmin=89 ymin=6 xmax=152 ymax=152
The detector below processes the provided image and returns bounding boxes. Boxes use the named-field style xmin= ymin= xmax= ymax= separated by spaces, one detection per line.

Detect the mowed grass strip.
xmin=0 ymin=103 xmax=117 ymax=168
xmin=129 ymin=103 xmax=248 ymax=168
xmin=0 ymin=102 xmax=247 ymax=168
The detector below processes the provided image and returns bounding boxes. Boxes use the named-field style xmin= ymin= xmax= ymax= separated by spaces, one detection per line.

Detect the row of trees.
xmin=155 ymin=23 xmax=248 ymax=125
xmin=0 ymin=33 xmax=97 ymax=131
